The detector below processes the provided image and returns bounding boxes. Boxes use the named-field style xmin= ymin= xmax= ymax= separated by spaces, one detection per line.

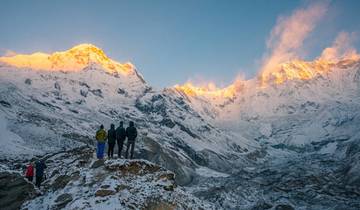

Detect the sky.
xmin=0 ymin=0 xmax=359 ymax=88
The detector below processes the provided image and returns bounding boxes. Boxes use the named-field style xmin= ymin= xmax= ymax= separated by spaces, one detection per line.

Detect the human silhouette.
xmin=25 ymin=162 xmax=34 ymax=182
xmin=115 ymin=121 xmax=126 ymax=158
xmin=107 ymin=124 xmax=116 ymax=158
xmin=95 ymin=124 xmax=107 ymax=159
xmin=125 ymin=121 xmax=137 ymax=159
xmin=35 ymin=160 xmax=47 ymax=187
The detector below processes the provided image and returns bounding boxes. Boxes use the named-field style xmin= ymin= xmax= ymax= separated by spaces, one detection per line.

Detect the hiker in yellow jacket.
xmin=96 ymin=124 xmax=107 ymax=159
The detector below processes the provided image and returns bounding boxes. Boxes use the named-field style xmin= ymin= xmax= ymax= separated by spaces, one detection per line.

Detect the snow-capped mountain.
xmin=0 ymin=44 xmax=359 ymax=209
xmin=0 ymin=44 xmax=256 ymax=186
xmin=0 ymin=44 xmax=136 ymax=75
xmin=175 ymin=58 xmax=360 ymax=209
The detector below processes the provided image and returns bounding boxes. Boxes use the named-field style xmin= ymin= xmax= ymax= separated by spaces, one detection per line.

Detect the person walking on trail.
xmin=107 ymin=124 xmax=116 ymax=159
xmin=25 ymin=162 xmax=34 ymax=182
xmin=95 ymin=124 xmax=107 ymax=159
xmin=35 ymin=160 xmax=47 ymax=187
xmin=125 ymin=121 xmax=137 ymax=159
xmin=115 ymin=121 xmax=126 ymax=158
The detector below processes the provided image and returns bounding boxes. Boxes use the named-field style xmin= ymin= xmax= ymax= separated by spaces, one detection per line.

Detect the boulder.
xmin=0 ymin=172 xmax=36 ymax=210
xmin=275 ymin=204 xmax=295 ymax=210
xmin=54 ymin=82 xmax=61 ymax=90
xmin=51 ymin=175 xmax=72 ymax=190
xmin=145 ymin=200 xmax=177 ymax=210
xmin=54 ymin=193 xmax=73 ymax=209
xmin=24 ymin=78 xmax=32 ymax=85
xmin=105 ymin=159 xmax=161 ymax=175
xmin=95 ymin=189 xmax=116 ymax=197
xmin=91 ymin=159 xmax=105 ymax=169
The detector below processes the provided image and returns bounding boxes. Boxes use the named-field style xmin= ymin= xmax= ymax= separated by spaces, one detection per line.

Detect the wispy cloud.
xmin=320 ymin=31 xmax=359 ymax=61
xmin=260 ymin=2 xmax=329 ymax=75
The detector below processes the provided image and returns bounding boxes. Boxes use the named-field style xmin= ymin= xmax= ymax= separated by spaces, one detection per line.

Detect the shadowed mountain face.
xmin=0 ymin=44 xmax=359 ymax=209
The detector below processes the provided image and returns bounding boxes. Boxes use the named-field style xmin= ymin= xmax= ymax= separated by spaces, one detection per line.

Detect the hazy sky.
xmin=0 ymin=0 xmax=359 ymax=87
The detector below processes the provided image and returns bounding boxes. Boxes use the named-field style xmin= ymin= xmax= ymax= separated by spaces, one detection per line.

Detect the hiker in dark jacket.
xmin=107 ymin=124 xmax=116 ymax=158
xmin=125 ymin=121 xmax=137 ymax=159
xmin=35 ymin=160 xmax=47 ymax=187
xmin=115 ymin=121 xmax=126 ymax=158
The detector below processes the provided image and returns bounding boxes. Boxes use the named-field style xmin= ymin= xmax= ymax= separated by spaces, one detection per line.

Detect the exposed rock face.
xmin=95 ymin=189 xmax=116 ymax=197
xmin=54 ymin=193 xmax=73 ymax=209
xmin=89 ymin=89 xmax=103 ymax=98
xmin=144 ymin=200 xmax=177 ymax=210
xmin=54 ymin=82 xmax=61 ymax=90
xmin=105 ymin=159 xmax=162 ymax=175
xmin=0 ymin=172 xmax=36 ymax=210
xmin=80 ymin=89 xmax=88 ymax=97
xmin=0 ymin=100 xmax=11 ymax=108
xmin=90 ymin=159 xmax=104 ymax=169
xmin=51 ymin=175 xmax=72 ymax=190
xmin=24 ymin=78 xmax=31 ymax=85
xmin=104 ymin=159 xmax=177 ymax=191
xmin=275 ymin=204 xmax=295 ymax=210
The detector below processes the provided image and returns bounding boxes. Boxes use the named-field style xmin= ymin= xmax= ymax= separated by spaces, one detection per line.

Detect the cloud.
xmin=260 ymin=2 xmax=329 ymax=75
xmin=320 ymin=31 xmax=359 ymax=61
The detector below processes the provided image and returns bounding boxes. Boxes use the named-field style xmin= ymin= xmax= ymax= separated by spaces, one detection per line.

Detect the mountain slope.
xmin=176 ymin=58 xmax=360 ymax=209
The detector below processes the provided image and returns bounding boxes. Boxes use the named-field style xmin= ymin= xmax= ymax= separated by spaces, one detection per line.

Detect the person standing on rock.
xmin=25 ymin=162 xmax=34 ymax=182
xmin=107 ymin=124 xmax=116 ymax=159
xmin=35 ymin=160 xmax=47 ymax=187
xmin=125 ymin=121 xmax=137 ymax=159
xmin=95 ymin=124 xmax=107 ymax=159
xmin=116 ymin=121 xmax=126 ymax=158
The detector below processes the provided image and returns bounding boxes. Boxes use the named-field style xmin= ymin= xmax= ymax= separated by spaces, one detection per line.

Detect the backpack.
xmin=96 ymin=129 xmax=106 ymax=142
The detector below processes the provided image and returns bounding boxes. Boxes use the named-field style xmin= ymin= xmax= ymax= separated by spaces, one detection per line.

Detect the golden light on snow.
xmin=259 ymin=59 xmax=335 ymax=85
xmin=259 ymin=56 xmax=360 ymax=85
xmin=0 ymin=43 xmax=134 ymax=75
xmin=174 ymin=80 xmax=243 ymax=98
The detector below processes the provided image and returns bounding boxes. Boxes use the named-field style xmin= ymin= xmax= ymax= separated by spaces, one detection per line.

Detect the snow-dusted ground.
xmin=22 ymin=147 xmax=213 ymax=210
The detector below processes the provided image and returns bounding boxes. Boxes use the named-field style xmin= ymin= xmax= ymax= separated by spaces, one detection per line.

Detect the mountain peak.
xmin=0 ymin=44 xmax=134 ymax=75
xmin=65 ymin=43 xmax=106 ymax=57
xmin=259 ymin=57 xmax=360 ymax=85
xmin=69 ymin=43 xmax=100 ymax=50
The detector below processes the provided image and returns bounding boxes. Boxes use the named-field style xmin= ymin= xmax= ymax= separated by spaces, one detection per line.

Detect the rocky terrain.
xmin=17 ymin=147 xmax=211 ymax=210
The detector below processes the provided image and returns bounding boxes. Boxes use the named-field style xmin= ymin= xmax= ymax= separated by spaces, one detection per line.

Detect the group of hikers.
xmin=95 ymin=121 xmax=138 ymax=159
xmin=23 ymin=121 xmax=137 ymax=188
xmin=24 ymin=160 xmax=47 ymax=187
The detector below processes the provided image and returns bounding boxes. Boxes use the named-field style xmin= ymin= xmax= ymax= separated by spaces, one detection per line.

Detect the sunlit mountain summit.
xmin=0 ymin=43 xmax=134 ymax=74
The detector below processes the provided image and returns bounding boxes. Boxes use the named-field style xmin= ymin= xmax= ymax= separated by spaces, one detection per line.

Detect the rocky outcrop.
xmin=0 ymin=172 xmax=37 ymax=210
xmin=54 ymin=193 xmax=73 ymax=209
xmin=105 ymin=159 xmax=161 ymax=175
xmin=95 ymin=189 xmax=116 ymax=197
xmin=104 ymin=159 xmax=177 ymax=191
xmin=21 ymin=148 xmax=211 ymax=209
